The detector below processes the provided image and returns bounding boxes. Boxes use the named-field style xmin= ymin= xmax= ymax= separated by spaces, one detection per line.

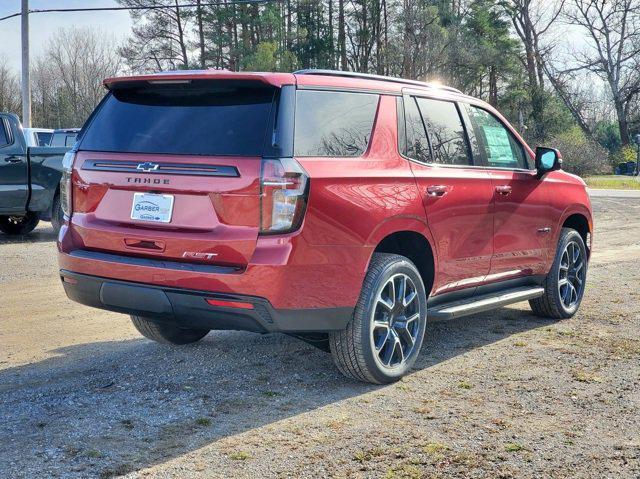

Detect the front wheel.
xmin=529 ymin=227 xmax=588 ymax=319
xmin=329 ymin=253 xmax=428 ymax=384
xmin=0 ymin=213 xmax=40 ymax=235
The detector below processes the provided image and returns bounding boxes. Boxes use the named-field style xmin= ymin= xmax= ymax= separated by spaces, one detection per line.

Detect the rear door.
xmin=0 ymin=115 xmax=29 ymax=213
xmin=71 ymin=80 xmax=281 ymax=267
xmin=401 ymin=95 xmax=494 ymax=296
xmin=462 ymin=103 xmax=551 ymax=280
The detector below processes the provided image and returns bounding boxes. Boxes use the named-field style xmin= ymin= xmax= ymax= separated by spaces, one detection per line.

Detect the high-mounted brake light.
xmin=260 ymin=158 xmax=309 ymax=235
xmin=147 ymin=80 xmax=192 ymax=85
xmin=60 ymin=151 xmax=76 ymax=217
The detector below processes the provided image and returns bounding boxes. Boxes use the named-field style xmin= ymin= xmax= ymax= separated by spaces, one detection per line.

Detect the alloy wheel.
xmin=370 ymin=273 xmax=422 ymax=369
xmin=558 ymin=240 xmax=585 ymax=310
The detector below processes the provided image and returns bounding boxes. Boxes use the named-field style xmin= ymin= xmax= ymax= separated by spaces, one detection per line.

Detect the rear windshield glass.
xmin=80 ymin=82 xmax=275 ymax=156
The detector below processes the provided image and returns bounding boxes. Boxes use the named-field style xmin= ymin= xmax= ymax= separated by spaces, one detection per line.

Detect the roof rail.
xmin=293 ymin=69 xmax=463 ymax=94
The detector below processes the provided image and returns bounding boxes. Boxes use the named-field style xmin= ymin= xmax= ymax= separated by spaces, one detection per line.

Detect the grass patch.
xmin=585 ymin=175 xmax=640 ymax=190
xmin=571 ymin=369 xmax=603 ymax=383
xmin=120 ymin=419 xmax=134 ymax=430
xmin=195 ymin=417 xmax=212 ymax=426
xmin=262 ymin=390 xmax=280 ymax=398
xmin=353 ymin=447 xmax=385 ymax=463
xmin=229 ymin=451 xmax=251 ymax=461
xmin=457 ymin=381 xmax=473 ymax=389
xmin=504 ymin=442 xmax=526 ymax=452
xmin=86 ymin=449 xmax=104 ymax=459
xmin=423 ymin=442 xmax=449 ymax=456
xmin=383 ymin=464 xmax=423 ymax=479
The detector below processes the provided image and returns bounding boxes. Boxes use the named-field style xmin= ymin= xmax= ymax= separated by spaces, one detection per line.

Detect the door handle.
xmin=426 ymin=185 xmax=449 ymax=197
xmin=4 ymin=156 xmax=22 ymax=164
xmin=495 ymin=185 xmax=512 ymax=196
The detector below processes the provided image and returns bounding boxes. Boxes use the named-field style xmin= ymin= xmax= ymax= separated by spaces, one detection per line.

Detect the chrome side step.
xmin=427 ymin=287 xmax=545 ymax=320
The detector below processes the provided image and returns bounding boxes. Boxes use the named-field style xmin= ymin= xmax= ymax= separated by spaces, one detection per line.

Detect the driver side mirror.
xmin=535 ymin=147 xmax=562 ymax=177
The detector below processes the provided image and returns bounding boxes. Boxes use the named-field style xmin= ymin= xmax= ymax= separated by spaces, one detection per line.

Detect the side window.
xmin=294 ymin=90 xmax=379 ymax=157
xmin=0 ymin=121 xmax=10 ymax=148
xmin=404 ymin=96 xmax=431 ymax=163
xmin=415 ymin=98 xmax=471 ymax=166
xmin=467 ymin=105 xmax=528 ymax=169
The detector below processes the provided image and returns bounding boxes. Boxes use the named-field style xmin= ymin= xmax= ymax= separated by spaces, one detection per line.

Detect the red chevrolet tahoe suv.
xmin=58 ymin=69 xmax=592 ymax=384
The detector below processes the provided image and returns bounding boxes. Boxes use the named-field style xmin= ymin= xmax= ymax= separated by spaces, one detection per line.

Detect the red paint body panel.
xmin=409 ymin=163 xmax=494 ymax=294
xmin=58 ymin=70 xmax=593 ymax=319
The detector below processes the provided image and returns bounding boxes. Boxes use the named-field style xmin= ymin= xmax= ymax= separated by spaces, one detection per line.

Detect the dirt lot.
xmin=1 ymin=197 xmax=639 ymax=479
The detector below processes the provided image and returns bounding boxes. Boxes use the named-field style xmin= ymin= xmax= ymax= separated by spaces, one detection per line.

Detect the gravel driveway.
xmin=1 ymin=197 xmax=639 ymax=478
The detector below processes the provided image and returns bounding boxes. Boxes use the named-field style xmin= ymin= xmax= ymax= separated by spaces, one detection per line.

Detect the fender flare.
xmin=364 ymin=214 xmax=439 ymax=280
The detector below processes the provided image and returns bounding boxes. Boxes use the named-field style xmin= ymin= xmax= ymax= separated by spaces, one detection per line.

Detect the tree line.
xmin=0 ymin=0 xmax=638 ymax=174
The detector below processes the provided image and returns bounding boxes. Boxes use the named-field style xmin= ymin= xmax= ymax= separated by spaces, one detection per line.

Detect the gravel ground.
xmin=1 ymin=197 xmax=639 ymax=479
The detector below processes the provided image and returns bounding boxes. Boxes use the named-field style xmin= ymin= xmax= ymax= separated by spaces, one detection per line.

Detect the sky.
xmin=0 ymin=0 xmax=133 ymax=71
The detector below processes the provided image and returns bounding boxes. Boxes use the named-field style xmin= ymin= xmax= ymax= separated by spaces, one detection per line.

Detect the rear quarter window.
xmin=294 ymin=90 xmax=379 ymax=157
xmin=0 ymin=121 xmax=9 ymax=147
xmin=79 ymin=82 xmax=276 ymax=156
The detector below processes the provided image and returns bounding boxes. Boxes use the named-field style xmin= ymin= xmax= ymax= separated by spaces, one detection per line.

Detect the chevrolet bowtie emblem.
xmin=136 ymin=162 xmax=160 ymax=172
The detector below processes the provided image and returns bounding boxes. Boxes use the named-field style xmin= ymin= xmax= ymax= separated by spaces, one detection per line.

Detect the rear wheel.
xmin=529 ymin=227 xmax=588 ymax=319
xmin=51 ymin=194 xmax=64 ymax=235
xmin=130 ymin=315 xmax=209 ymax=345
xmin=329 ymin=253 xmax=427 ymax=384
xmin=0 ymin=213 xmax=40 ymax=235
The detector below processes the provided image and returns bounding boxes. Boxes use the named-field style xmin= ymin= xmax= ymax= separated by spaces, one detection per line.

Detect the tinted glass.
xmin=80 ymin=83 xmax=275 ymax=156
xmin=294 ymin=90 xmax=378 ymax=157
xmin=37 ymin=132 xmax=52 ymax=146
xmin=404 ymin=97 xmax=431 ymax=163
xmin=65 ymin=134 xmax=78 ymax=147
xmin=467 ymin=106 xmax=528 ymax=169
xmin=0 ymin=122 xmax=9 ymax=147
xmin=415 ymin=98 xmax=470 ymax=165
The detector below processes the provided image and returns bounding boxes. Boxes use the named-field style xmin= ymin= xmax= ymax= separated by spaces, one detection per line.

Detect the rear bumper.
xmin=60 ymin=270 xmax=353 ymax=333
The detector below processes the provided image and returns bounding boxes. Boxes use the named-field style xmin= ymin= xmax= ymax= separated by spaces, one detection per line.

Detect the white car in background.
xmin=23 ymin=128 xmax=54 ymax=147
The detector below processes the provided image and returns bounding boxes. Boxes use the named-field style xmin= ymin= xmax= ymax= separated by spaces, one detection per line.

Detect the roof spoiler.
xmin=103 ymin=70 xmax=296 ymax=90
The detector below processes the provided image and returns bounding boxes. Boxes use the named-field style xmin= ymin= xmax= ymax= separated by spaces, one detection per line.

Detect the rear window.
xmin=37 ymin=132 xmax=52 ymax=146
xmin=294 ymin=90 xmax=378 ymax=157
xmin=0 ymin=121 xmax=9 ymax=147
xmin=51 ymin=133 xmax=77 ymax=147
xmin=80 ymin=82 xmax=275 ymax=156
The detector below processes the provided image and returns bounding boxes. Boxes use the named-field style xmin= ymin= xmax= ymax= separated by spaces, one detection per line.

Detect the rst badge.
xmin=182 ymin=252 xmax=218 ymax=261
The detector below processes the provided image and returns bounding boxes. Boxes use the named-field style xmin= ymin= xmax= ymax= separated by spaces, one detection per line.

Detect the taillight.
xmin=60 ymin=151 xmax=75 ymax=217
xmin=260 ymin=158 xmax=309 ymax=235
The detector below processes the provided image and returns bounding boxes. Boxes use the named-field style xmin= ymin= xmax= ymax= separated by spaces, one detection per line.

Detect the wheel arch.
xmin=371 ymin=229 xmax=436 ymax=297
xmin=560 ymin=207 xmax=592 ymax=257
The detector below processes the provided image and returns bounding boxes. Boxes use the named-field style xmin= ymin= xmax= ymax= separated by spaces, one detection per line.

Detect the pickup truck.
xmin=0 ymin=113 xmax=70 ymax=235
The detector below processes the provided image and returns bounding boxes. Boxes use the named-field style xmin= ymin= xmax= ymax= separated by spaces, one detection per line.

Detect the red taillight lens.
xmin=60 ymin=151 xmax=76 ymax=217
xmin=260 ymin=158 xmax=309 ymax=234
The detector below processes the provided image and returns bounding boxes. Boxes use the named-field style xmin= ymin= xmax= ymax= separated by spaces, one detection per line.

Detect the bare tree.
xmin=560 ymin=0 xmax=640 ymax=145
xmin=501 ymin=0 xmax=565 ymax=138
xmin=0 ymin=56 xmax=20 ymax=115
xmin=43 ymin=28 xmax=122 ymax=127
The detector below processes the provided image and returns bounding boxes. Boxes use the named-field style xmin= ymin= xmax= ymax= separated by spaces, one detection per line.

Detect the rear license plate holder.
xmin=130 ymin=192 xmax=174 ymax=223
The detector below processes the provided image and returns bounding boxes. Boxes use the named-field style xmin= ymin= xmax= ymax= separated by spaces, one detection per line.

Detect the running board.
xmin=427 ymin=287 xmax=545 ymax=320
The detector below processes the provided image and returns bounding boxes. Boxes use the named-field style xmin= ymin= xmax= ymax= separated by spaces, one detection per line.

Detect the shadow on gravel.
xmin=0 ymin=226 xmax=57 ymax=245
xmin=0 ymin=307 xmax=557 ymax=477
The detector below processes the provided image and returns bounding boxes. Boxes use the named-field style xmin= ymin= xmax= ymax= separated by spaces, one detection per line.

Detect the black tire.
xmin=529 ymin=227 xmax=588 ymax=319
xmin=329 ymin=253 xmax=428 ymax=384
xmin=0 ymin=213 xmax=40 ymax=235
xmin=130 ymin=315 xmax=209 ymax=345
xmin=51 ymin=194 xmax=64 ymax=235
